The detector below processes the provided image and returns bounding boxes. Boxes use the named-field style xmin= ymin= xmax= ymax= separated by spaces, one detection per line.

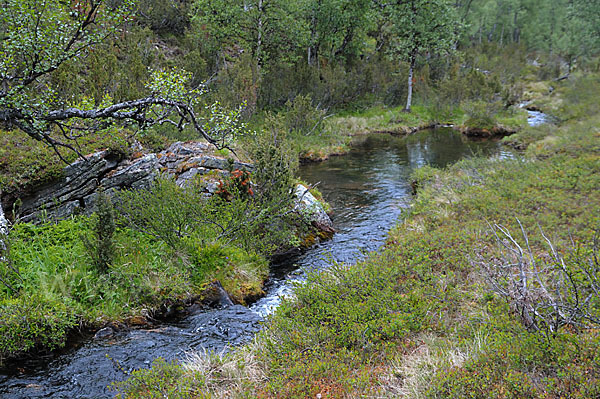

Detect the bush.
xmin=118 ymin=178 xmax=204 ymax=250
xmin=0 ymin=295 xmax=76 ymax=363
xmin=112 ymin=358 xmax=201 ymax=399
xmin=482 ymin=223 xmax=600 ymax=337
xmin=118 ymin=162 xmax=297 ymax=256
xmin=463 ymin=101 xmax=502 ymax=129
xmin=82 ymin=189 xmax=116 ymax=273
xmin=283 ymin=94 xmax=326 ymax=136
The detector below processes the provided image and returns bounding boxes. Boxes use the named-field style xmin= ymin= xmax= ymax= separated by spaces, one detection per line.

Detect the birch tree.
xmin=0 ymin=0 xmax=246 ymax=159
xmin=379 ymin=0 xmax=459 ymax=112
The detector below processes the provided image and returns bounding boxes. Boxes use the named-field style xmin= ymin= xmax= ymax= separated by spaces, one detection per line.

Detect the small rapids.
xmin=521 ymin=101 xmax=551 ymax=126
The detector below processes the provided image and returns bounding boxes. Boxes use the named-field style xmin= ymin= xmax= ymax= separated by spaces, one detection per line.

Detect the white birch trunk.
xmin=0 ymin=195 xmax=8 ymax=265
xmin=405 ymin=55 xmax=415 ymax=112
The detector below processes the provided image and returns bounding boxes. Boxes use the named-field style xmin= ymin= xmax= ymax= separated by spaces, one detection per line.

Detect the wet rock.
xmin=125 ymin=316 xmax=150 ymax=327
xmin=215 ymin=281 xmax=235 ymax=307
xmin=0 ymin=305 xmax=263 ymax=399
xmin=203 ymin=281 xmax=235 ymax=308
xmin=93 ymin=327 xmax=114 ymax=340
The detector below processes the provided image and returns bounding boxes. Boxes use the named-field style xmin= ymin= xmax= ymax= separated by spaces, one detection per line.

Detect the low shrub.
xmin=428 ymin=327 xmax=600 ymax=399
xmin=0 ymin=295 xmax=77 ymax=362
xmin=113 ymin=358 xmax=202 ymax=399
xmin=82 ymin=189 xmax=116 ymax=273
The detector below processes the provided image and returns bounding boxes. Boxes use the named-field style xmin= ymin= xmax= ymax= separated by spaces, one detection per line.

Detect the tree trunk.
xmin=256 ymin=0 xmax=263 ymax=71
xmin=0 ymin=194 xmax=8 ymax=266
xmin=513 ymin=10 xmax=520 ymax=43
xmin=405 ymin=54 xmax=415 ymax=112
xmin=488 ymin=23 xmax=497 ymax=42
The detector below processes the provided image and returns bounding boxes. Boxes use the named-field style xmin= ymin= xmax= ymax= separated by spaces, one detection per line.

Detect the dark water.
xmin=0 ymin=129 xmax=511 ymax=398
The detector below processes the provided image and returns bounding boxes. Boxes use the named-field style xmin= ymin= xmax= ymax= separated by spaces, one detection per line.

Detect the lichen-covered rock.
xmin=11 ymin=141 xmax=253 ymax=223
xmin=294 ymin=184 xmax=335 ymax=236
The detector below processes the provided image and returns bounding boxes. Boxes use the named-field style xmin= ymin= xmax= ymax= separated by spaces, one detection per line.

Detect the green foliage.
xmin=113 ymin=358 xmax=202 ymax=398
xmin=428 ymin=326 xmax=600 ymax=398
xmin=191 ymin=0 xmax=307 ymax=71
xmin=463 ymin=101 xmax=502 ymax=129
xmin=82 ymin=189 xmax=116 ymax=273
xmin=0 ymin=0 xmax=135 ymax=115
xmin=252 ymin=81 xmax=600 ymax=396
xmin=436 ymin=65 xmax=502 ymax=106
xmin=0 ymin=128 xmax=132 ymax=195
xmin=256 ymin=253 xmax=433 ymax=395
xmin=118 ymin=178 xmax=203 ymax=250
xmin=136 ymin=0 xmax=191 ymax=36
xmin=118 ymin=166 xmax=296 ymax=256
xmin=381 ymin=0 xmax=459 ymax=109
xmin=411 ymin=164 xmax=439 ymax=192
xmin=382 ymin=0 xmax=459 ymax=61
xmin=0 ymin=294 xmax=77 ymax=362
xmin=282 ymin=94 xmax=326 ymax=136
xmin=303 ymin=0 xmax=375 ymax=65
xmin=190 ymin=243 xmax=268 ymax=302
xmin=555 ymin=73 xmax=600 ymax=121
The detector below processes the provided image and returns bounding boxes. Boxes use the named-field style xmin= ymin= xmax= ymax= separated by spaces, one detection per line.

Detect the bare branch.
xmin=481 ymin=220 xmax=600 ymax=338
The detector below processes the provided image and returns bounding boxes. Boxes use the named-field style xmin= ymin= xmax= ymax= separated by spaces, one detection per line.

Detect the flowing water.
xmin=521 ymin=101 xmax=551 ymax=127
xmin=0 ymin=128 xmax=515 ymax=398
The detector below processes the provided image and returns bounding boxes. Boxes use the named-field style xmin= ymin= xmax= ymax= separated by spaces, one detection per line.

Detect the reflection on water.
xmin=1 ymin=128 xmax=510 ymax=398
xmin=251 ymin=129 xmax=511 ymax=315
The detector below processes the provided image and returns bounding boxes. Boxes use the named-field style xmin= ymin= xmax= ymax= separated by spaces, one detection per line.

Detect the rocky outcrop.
xmin=6 ymin=142 xmax=336 ymax=246
xmin=13 ymin=142 xmax=252 ymax=223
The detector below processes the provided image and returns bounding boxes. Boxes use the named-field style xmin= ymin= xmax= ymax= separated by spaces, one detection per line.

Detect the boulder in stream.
xmin=294 ymin=184 xmax=335 ymax=237
xmin=93 ymin=327 xmax=114 ymax=340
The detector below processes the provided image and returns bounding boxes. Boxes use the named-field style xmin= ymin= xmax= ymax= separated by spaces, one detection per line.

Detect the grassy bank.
xmin=116 ymin=73 xmax=600 ymax=398
xmin=0 ymin=134 xmax=331 ymax=363
xmin=243 ymin=100 xmax=528 ymax=164
xmin=0 ymin=204 xmax=270 ymax=363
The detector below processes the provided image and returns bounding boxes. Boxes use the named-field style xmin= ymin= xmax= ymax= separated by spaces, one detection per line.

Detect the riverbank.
xmin=0 ymin=142 xmax=333 ymax=366
xmin=2 ymin=128 xmax=503 ymax=397
xmin=0 ymin=216 xmax=270 ymax=364
xmin=116 ymin=73 xmax=600 ymax=397
xmin=292 ymin=101 xmax=527 ymax=163
xmin=0 ymin=90 xmax=537 ymax=378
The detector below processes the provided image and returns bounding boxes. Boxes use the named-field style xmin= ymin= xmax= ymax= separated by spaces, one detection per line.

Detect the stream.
xmin=0 ymin=128 xmax=522 ymax=398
